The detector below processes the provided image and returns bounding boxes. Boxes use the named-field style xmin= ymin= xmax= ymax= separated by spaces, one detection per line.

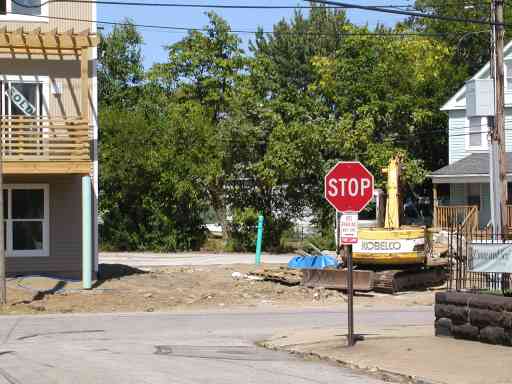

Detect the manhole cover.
xmin=154 ymin=345 xmax=285 ymax=361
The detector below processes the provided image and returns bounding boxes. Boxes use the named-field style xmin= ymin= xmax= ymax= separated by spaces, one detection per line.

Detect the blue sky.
xmin=98 ymin=1 xmax=413 ymax=68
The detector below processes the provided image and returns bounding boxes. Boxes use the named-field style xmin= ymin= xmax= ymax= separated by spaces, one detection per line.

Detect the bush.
xmin=226 ymin=208 xmax=259 ymax=252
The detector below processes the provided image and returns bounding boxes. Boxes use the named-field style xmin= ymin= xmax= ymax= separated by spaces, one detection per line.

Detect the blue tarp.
xmin=288 ymin=255 xmax=340 ymax=270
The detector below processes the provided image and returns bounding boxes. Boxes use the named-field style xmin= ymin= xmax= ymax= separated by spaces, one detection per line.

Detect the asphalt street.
xmin=0 ymin=307 xmax=432 ymax=384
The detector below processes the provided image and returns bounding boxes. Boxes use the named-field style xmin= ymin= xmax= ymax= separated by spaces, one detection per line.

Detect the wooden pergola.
xmin=0 ymin=28 xmax=99 ymax=120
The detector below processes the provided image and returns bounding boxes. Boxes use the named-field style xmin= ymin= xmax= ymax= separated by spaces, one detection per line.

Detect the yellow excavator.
xmin=302 ymin=155 xmax=448 ymax=293
xmin=352 ymin=155 xmax=447 ymax=292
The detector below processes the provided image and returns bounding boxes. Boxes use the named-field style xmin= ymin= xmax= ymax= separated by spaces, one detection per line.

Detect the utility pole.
xmin=490 ymin=0 xmax=507 ymax=234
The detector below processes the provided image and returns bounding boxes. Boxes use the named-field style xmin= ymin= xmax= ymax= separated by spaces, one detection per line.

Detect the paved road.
xmin=100 ymin=252 xmax=295 ymax=267
xmin=0 ymin=307 xmax=432 ymax=383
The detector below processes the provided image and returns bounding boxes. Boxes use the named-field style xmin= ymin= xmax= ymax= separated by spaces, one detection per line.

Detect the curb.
xmin=257 ymin=340 xmax=445 ymax=384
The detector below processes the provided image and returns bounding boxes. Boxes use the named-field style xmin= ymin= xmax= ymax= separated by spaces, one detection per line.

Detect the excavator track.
xmin=373 ymin=267 xmax=447 ymax=294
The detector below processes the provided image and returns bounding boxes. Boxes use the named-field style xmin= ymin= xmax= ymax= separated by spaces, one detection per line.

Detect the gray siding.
xmin=505 ymin=109 xmax=512 ymax=151
xmin=448 ymin=108 xmax=512 ymax=164
xmin=5 ymin=174 xmax=82 ymax=278
xmin=448 ymin=110 xmax=467 ymax=164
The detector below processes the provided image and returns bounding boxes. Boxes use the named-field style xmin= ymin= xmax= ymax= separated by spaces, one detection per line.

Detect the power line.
xmin=306 ymin=0 xmax=507 ymax=26
xmin=12 ymin=0 xmax=418 ymax=10
xmin=5 ymin=11 xmax=462 ymax=38
xmin=12 ymin=0 xmax=497 ymax=11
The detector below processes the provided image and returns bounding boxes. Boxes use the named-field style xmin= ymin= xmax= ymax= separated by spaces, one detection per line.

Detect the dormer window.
xmin=0 ymin=0 xmax=47 ymax=20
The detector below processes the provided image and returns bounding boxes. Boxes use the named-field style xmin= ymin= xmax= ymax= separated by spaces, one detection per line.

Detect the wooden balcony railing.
xmin=0 ymin=116 xmax=91 ymax=162
xmin=434 ymin=204 xmax=479 ymax=230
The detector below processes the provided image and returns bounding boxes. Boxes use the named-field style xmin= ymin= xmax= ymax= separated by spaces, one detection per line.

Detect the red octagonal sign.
xmin=324 ymin=161 xmax=374 ymax=213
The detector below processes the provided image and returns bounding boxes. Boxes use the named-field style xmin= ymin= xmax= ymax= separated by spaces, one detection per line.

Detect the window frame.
xmin=465 ymin=116 xmax=489 ymax=151
xmin=0 ymin=75 xmax=49 ymax=117
xmin=4 ymin=184 xmax=50 ymax=257
xmin=0 ymin=0 xmax=48 ymax=22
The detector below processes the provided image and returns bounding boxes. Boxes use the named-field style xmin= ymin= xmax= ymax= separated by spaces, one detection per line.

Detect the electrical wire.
xmin=10 ymin=0 xmax=419 ymax=10
xmin=4 ymin=10 xmax=463 ymax=37
xmin=306 ymin=0 xmax=506 ymax=27
xmin=10 ymin=0 xmax=503 ymax=27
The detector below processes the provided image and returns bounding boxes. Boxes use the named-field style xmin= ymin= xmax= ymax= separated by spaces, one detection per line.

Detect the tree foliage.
xmin=98 ymin=20 xmax=144 ymax=107
xmin=99 ymin=8 xmax=481 ymax=251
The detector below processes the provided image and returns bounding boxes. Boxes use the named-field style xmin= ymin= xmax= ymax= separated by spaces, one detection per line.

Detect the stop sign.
xmin=324 ymin=161 xmax=374 ymax=213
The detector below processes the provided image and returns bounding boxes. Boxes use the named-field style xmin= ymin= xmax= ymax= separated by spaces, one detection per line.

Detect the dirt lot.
xmin=0 ymin=264 xmax=438 ymax=315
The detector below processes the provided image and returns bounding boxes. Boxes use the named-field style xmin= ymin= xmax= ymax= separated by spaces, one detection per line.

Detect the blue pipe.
xmin=82 ymin=176 xmax=92 ymax=289
xmin=255 ymin=214 xmax=264 ymax=265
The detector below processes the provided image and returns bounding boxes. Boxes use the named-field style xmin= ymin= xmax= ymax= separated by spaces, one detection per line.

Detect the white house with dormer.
xmin=431 ymin=41 xmax=512 ymax=228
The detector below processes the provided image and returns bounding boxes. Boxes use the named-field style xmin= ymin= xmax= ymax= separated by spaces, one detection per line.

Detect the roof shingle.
xmin=431 ymin=153 xmax=512 ymax=177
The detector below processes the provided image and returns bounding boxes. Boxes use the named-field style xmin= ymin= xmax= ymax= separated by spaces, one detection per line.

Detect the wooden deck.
xmin=0 ymin=116 xmax=91 ymax=174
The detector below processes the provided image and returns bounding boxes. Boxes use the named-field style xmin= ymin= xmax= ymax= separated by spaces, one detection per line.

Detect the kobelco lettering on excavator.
xmin=360 ymin=241 xmax=402 ymax=251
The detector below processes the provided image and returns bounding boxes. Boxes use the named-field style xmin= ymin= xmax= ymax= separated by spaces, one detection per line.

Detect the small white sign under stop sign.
xmin=340 ymin=213 xmax=358 ymax=244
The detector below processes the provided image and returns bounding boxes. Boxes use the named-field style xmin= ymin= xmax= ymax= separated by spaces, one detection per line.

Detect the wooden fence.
xmin=0 ymin=116 xmax=91 ymax=162
xmin=434 ymin=204 xmax=479 ymax=230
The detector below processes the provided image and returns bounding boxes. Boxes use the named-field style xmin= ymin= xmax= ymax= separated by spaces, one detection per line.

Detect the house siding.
xmin=505 ymin=108 xmax=512 ymax=151
xmin=448 ymin=110 xmax=467 ymax=164
xmin=1 ymin=3 xmax=93 ymax=32
xmin=0 ymin=59 xmax=93 ymax=118
xmin=5 ymin=174 xmax=83 ymax=278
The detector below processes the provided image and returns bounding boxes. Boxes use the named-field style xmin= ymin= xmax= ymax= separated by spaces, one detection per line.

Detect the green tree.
xmin=98 ymin=20 xmax=144 ymax=107
xmin=150 ymin=12 xmax=248 ymax=240
xmin=408 ymin=1 xmax=512 ymax=76
xmin=99 ymin=105 xmax=208 ymax=251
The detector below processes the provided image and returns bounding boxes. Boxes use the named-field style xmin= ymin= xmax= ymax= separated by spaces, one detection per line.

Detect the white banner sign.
xmin=340 ymin=213 xmax=358 ymax=244
xmin=353 ymin=238 xmax=424 ymax=254
xmin=7 ymin=86 xmax=36 ymax=116
xmin=470 ymin=242 xmax=512 ymax=273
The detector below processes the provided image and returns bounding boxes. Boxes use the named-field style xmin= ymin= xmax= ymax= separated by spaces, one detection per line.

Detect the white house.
xmin=431 ymin=41 xmax=512 ymax=228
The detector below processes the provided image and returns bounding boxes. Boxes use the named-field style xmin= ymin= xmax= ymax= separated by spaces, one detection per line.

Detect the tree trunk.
xmin=209 ymin=184 xmax=228 ymax=241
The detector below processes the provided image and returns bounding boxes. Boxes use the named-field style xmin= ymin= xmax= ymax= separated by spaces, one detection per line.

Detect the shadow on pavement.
xmin=93 ymin=263 xmax=147 ymax=289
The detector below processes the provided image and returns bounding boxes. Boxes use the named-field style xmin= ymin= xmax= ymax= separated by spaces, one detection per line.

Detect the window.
xmin=469 ymin=117 xmax=482 ymax=147
xmin=3 ymin=185 xmax=49 ymax=257
xmin=466 ymin=116 xmax=488 ymax=150
xmin=0 ymin=76 xmax=49 ymax=118
xmin=1 ymin=81 xmax=43 ymax=117
xmin=0 ymin=0 xmax=48 ymax=20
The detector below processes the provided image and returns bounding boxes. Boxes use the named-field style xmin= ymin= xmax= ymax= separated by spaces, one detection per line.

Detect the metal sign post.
xmin=339 ymin=213 xmax=358 ymax=346
xmin=346 ymin=243 xmax=354 ymax=346
xmin=340 ymin=212 xmax=357 ymax=347
xmin=324 ymin=162 xmax=374 ymax=348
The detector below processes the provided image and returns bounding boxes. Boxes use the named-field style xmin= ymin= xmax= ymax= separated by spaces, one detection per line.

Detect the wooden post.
xmin=433 ymin=184 xmax=438 ymax=228
xmin=490 ymin=0 xmax=507 ymax=234
xmin=81 ymin=47 xmax=89 ymax=121
xmin=0 ymin=147 xmax=5 ymax=305
xmin=495 ymin=0 xmax=508 ymax=234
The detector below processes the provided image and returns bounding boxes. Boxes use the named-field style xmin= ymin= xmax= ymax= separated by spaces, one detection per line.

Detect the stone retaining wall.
xmin=435 ymin=291 xmax=512 ymax=346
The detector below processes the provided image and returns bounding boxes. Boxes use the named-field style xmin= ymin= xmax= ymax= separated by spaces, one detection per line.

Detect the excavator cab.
xmin=358 ymin=189 xmax=385 ymax=228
